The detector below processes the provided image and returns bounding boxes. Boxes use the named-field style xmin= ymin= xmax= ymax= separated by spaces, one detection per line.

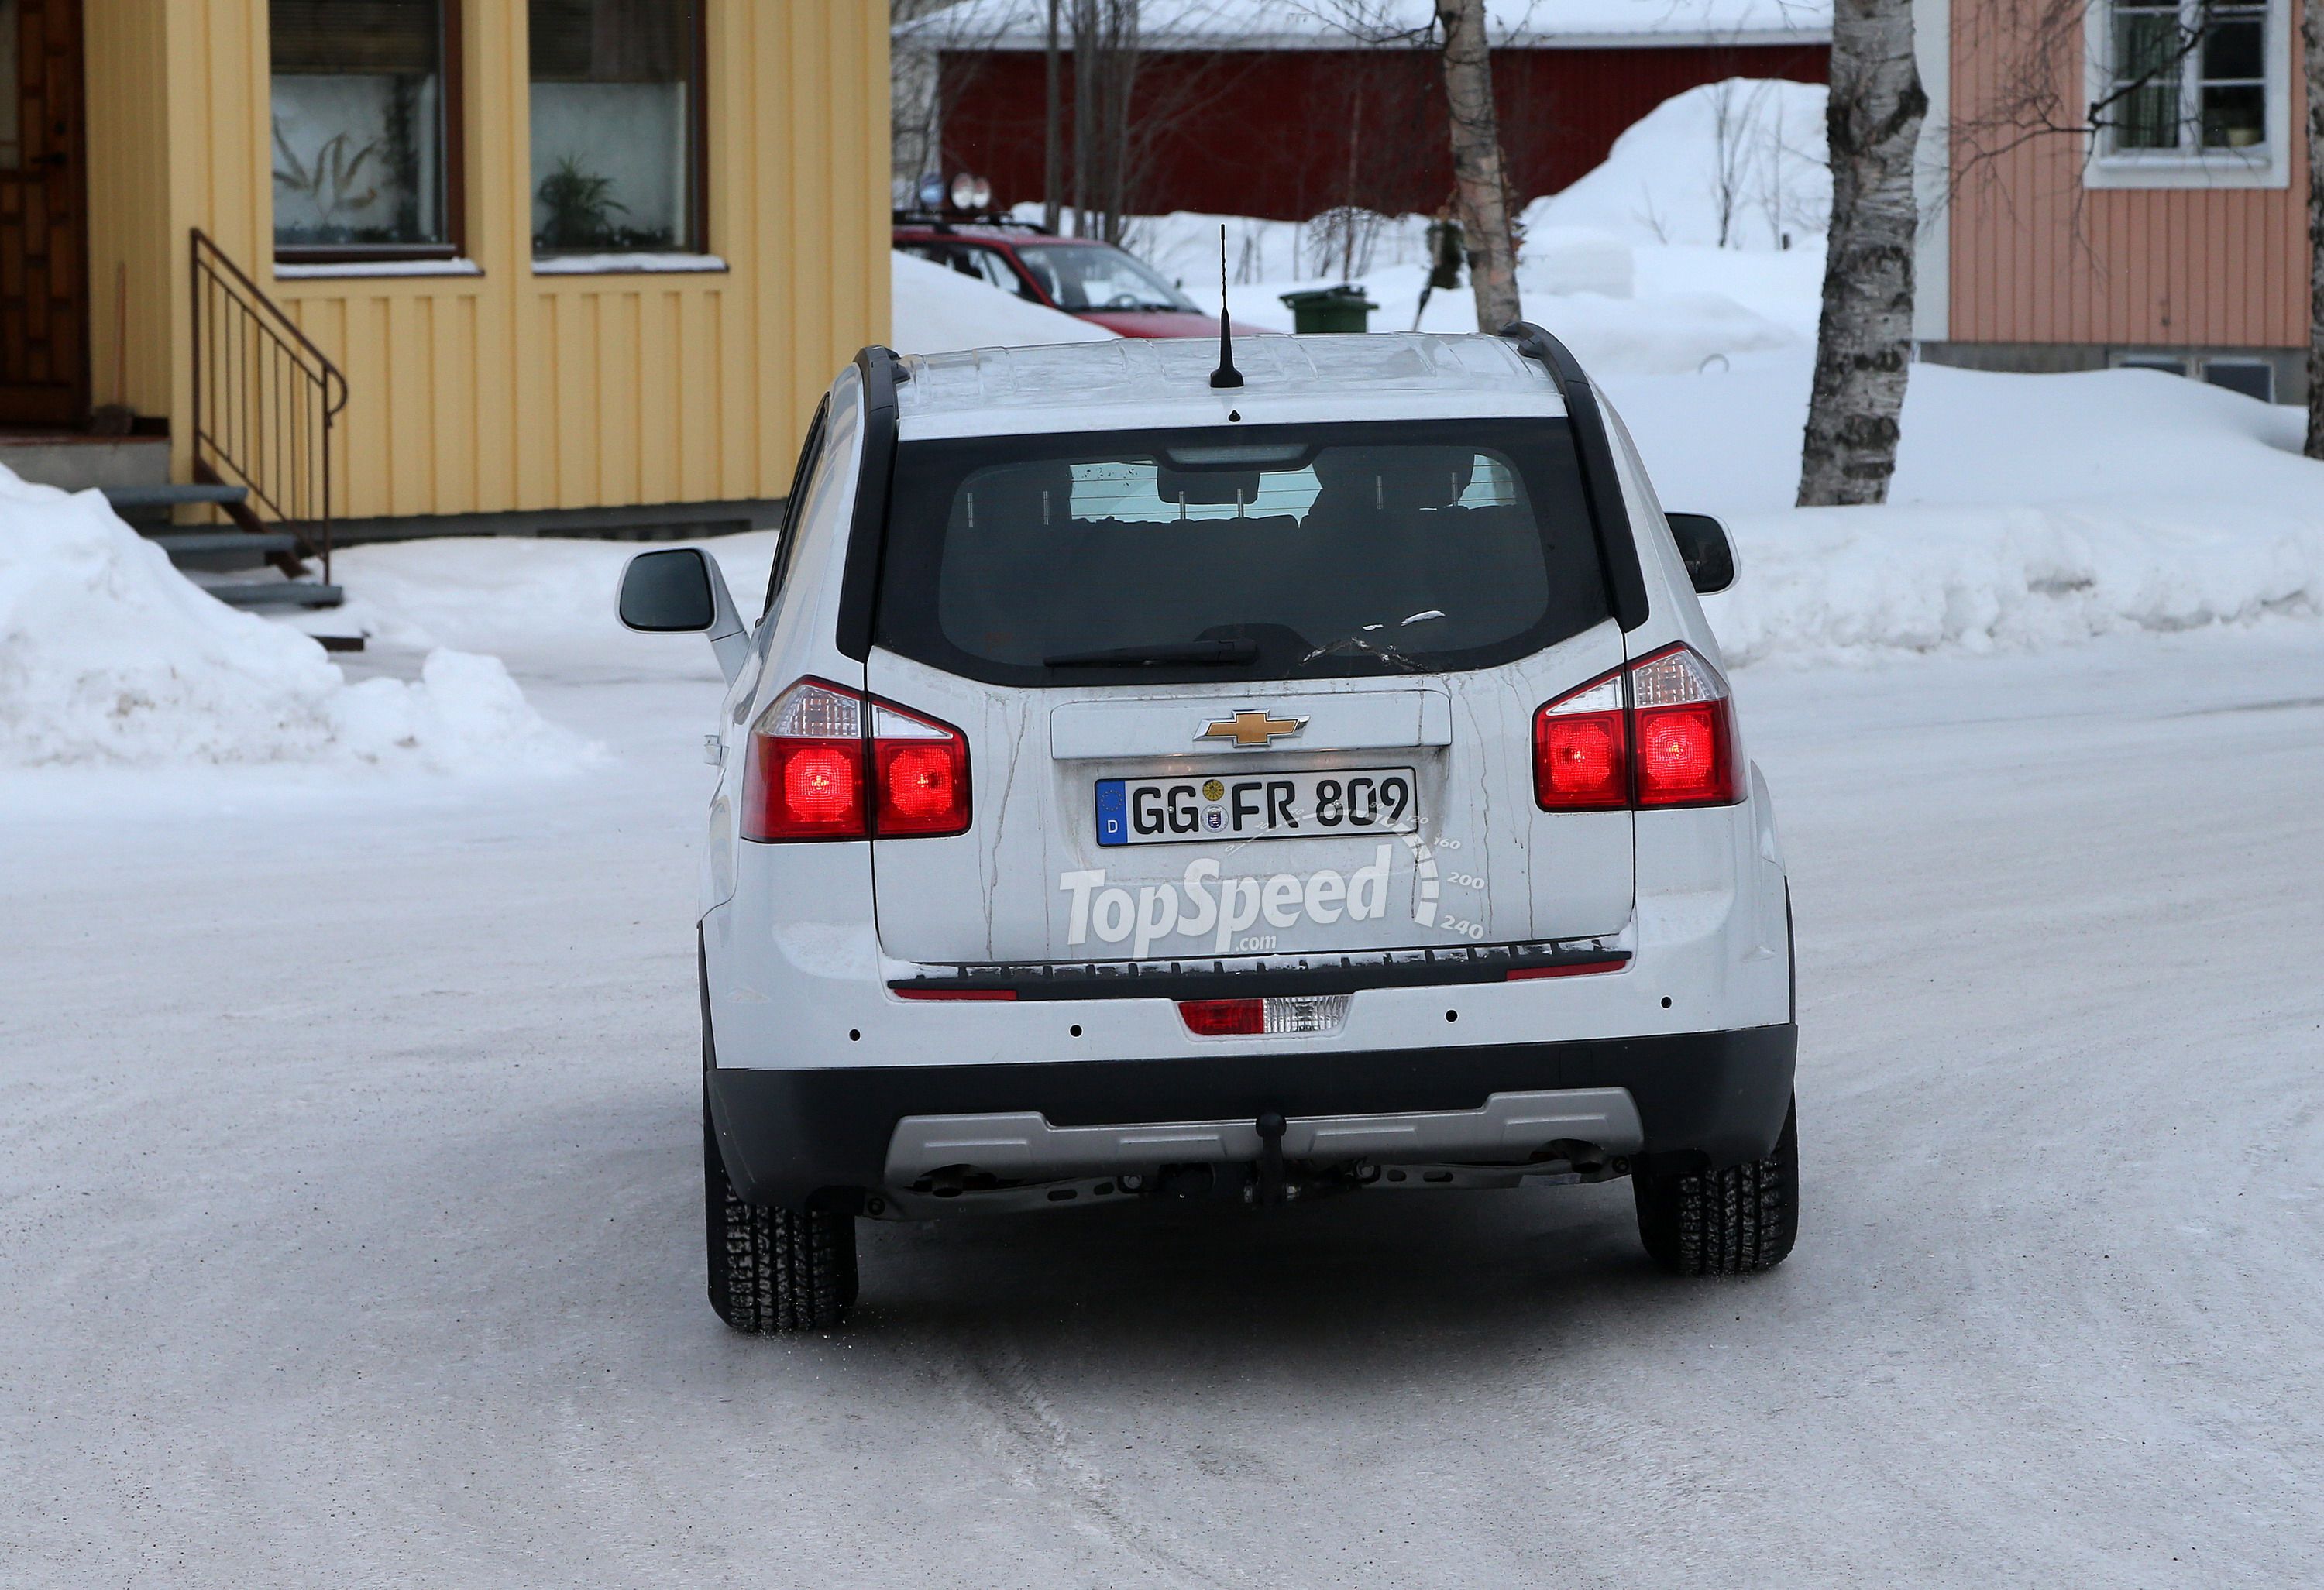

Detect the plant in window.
xmin=535 ymin=154 xmax=631 ymax=250
xmin=271 ymin=118 xmax=385 ymax=238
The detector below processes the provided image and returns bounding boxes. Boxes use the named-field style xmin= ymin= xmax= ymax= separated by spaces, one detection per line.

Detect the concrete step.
xmin=146 ymin=531 xmax=301 ymax=557
xmin=200 ymin=581 xmax=344 ymax=610
xmin=0 ymin=434 xmax=168 ymax=493
xmin=103 ymin=482 xmax=250 ymax=510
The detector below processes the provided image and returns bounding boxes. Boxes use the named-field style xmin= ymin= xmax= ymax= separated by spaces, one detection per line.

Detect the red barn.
xmin=922 ymin=5 xmax=1830 ymax=222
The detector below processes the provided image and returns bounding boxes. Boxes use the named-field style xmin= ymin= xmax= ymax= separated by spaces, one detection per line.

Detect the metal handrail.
xmin=189 ymin=229 xmax=350 ymax=582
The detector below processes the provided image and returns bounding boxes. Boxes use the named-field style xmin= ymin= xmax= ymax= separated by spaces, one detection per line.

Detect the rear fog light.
xmin=1179 ymin=994 xmax=1349 ymax=1036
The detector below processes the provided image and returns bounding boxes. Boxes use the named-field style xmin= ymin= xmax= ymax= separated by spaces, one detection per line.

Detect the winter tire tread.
xmin=1633 ymin=1098 xmax=1799 ymax=1276
xmin=704 ymin=1101 xmax=856 ymax=1334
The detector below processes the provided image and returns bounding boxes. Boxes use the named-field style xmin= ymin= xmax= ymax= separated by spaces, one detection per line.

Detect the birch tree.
xmin=1798 ymin=0 xmax=1927 ymax=507
xmin=1433 ymin=0 xmax=1521 ymax=331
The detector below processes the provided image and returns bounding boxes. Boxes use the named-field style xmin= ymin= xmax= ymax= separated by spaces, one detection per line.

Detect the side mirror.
xmin=1665 ymin=512 xmax=1738 ymax=596
xmin=618 ymin=547 xmax=751 ymax=684
xmin=619 ymin=547 xmax=719 ymax=630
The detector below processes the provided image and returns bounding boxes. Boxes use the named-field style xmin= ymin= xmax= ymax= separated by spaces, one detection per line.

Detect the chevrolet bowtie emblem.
xmin=1198 ymin=709 xmax=1308 ymax=748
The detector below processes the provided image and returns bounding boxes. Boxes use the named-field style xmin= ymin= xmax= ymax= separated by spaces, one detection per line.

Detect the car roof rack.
xmin=891 ymin=210 xmax=1054 ymax=235
xmin=1498 ymin=321 xmax=1651 ymax=632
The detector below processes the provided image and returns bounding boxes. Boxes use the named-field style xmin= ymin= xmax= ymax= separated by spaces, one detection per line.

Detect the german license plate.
xmin=1095 ymin=767 xmax=1418 ymax=847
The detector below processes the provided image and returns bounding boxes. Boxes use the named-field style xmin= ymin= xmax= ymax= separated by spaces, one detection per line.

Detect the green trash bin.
xmin=1279 ymin=284 xmax=1377 ymax=334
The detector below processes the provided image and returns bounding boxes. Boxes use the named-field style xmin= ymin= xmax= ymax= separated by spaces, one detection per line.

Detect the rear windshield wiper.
xmin=1043 ymin=640 xmax=1260 ymax=668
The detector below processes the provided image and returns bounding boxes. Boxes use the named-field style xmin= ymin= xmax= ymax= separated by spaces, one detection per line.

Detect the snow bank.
xmin=1520 ymin=226 xmax=1635 ymax=298
xmin=1525 ymin=78 xmax=1831 ymax=251
xmin=889 ymin=249 xmax=1116 ymax=354
xmin=0 ymin=473 xmax=585 ymax=771
xmin=1601 ymin=359 xmax=2324 ymax=664
xmin=1707 ymin=500 xmax=2324 ymax=665
xmin=334 ymin=531 xmax=777 ymax=678
xmin=1116 ymin=103 xmax=1819 ymax=373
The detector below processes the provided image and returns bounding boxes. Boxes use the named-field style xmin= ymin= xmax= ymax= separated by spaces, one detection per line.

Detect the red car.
xmin=893 ymin=218 xmax=1264 ymax=340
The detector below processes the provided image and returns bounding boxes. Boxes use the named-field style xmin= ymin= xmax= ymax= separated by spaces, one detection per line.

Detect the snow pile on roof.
xmin=0 ymin=473 xmax=587 ymax=770
xmin=1526 ymin=77 xmax=1831 ymax=249
xmin=1605 ymin=359 xmax=2324 ymax=664
xmin=908 ymin=0 xmax=1830 ymax=48
xmin=890 ymin=249 xmax=1118 ymax=355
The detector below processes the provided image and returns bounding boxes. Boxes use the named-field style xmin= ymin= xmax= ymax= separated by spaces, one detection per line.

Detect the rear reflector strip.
xmin=1180 ymin=994 xmax=1351 ymax=1037
xmin=893 ymin=987 xmax=1019 ymax=1001
xmin=1506 ymin=959 xmax=1628 ymax=981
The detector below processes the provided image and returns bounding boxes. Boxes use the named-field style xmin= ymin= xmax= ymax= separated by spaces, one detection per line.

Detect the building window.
xmin=270 ymin=1 xmax=462 ymax=258
xmin=2108 ymin=352 xmax=2281 ymax=404
xmin=529 ymin=0 xmax=705 ymax=257
xmin=2089 ymin=0 xmax=2288 ymax=187
xmin=2202 ymin=360 xmax=2274 ymax=403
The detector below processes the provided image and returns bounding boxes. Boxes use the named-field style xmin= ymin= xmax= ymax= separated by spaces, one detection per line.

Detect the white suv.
xmin=620 ymin=328 xmax=1797 ymax=1334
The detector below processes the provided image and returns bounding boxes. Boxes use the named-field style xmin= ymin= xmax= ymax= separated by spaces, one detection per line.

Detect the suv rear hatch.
xmin=864 ymin=418 xmax=1632 ymax=967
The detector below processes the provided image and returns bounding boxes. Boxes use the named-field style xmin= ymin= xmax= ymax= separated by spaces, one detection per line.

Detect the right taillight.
xmin=1533 ymin=644 xmax=1738 ymax=812
xmin=741 ymin=678 xmax=971 ymax=842
xmin=1628 ymin=645 xmax=1737 ymax=806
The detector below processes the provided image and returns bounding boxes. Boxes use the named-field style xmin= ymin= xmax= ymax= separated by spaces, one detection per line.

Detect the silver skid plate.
xmin=885 ymin=1088 xmax=1644 ymax=1184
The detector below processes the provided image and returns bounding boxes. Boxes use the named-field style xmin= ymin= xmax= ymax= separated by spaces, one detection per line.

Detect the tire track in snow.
xmin=932 ymin=1325 xmax=1260 ymax=1589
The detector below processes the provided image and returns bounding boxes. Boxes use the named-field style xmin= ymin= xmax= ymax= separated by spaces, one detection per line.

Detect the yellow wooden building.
xmin=40 ymin=0 xmax=888 ymax=553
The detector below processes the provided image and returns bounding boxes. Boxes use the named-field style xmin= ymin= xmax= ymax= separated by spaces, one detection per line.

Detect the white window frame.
xmin=2083 ymin=0 xmax=2291 ymax=188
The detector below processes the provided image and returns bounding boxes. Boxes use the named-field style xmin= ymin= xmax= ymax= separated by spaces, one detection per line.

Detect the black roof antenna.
xmin=1208 ymin=223 xmax=1243 ymax=390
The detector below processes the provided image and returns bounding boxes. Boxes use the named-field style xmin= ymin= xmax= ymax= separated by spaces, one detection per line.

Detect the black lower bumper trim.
xmin=706 ymin=1025 xmax=1796 ymax=1211
xmin=887 ymin=944 xmax=1628 ymax=1002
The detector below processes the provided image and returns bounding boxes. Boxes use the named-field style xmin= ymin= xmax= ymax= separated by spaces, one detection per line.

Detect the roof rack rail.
xmin=1498 ymin=321 xmax=1651 ymax=632
xmin=891 ymin=209 xmax=1053 ymax=235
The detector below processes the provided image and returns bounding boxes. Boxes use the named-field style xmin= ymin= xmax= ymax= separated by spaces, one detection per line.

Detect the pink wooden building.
xmin=1919 ymin=0 xmax=2312 ymax=404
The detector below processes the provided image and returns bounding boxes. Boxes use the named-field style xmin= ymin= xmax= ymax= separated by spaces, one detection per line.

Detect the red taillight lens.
xmin=872 ymin=702 xmax=971 ymax=836
xmin=1179 ymin=998 xmax=1264 ymax=1036
xmin=1533 ymin=644 xmax=1738 ymax=812
xmin=1536 ymin=711 xmax=1628 ymax=809
xmin=741 ymin=679 xmax=971 ymax=842
xmin=1635 ymin=701 xmax=1733 ymax=805
xmin=781 ymin=743 xmax=865 ymax=818
xmin=1534 ymin=671 xmax=1628 ymax=811
xmin=1628 ymin=644 xmax=1737 ymax=806
xmin=764 ymin=740 xmax=866 ymax=836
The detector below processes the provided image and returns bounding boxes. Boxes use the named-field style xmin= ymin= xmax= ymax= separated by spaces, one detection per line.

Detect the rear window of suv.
xmin=874 ymin=419 xmax=1610 ymax=685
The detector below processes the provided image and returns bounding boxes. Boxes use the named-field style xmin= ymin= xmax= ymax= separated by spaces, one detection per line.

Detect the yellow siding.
xmin=86 ymin=0 xmax=891 ymax=522
xmin=83 ymin=0 xmax=174 ymax=418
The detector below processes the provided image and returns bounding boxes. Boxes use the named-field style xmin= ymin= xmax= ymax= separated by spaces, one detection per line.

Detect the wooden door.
xmin=0 ymin=0 xmax=85 ymax=426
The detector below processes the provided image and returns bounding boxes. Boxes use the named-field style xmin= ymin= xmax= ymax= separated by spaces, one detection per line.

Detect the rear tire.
xmin=704 ymin=1101 xmax=858 ymax=1334
xmin=1634 ymin=1098 xmax=1799 ymax=1276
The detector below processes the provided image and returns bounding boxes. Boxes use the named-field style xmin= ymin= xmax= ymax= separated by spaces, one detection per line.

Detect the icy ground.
xmin=4 ymin=613 xmax=2321 ymax=1586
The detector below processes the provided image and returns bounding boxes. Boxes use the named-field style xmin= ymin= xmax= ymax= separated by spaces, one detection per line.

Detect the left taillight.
xmin=870 ymin=700 xmax=971 ymax=836
xmin=741 ymin=678 xmax=970 ymax=842
xmin=1532 ymin=643 xmax=1738 ymax=812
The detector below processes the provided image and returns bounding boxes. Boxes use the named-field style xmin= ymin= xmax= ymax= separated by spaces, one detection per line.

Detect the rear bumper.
xmin=706 ymin=1024 xmax=1796 ymax=1210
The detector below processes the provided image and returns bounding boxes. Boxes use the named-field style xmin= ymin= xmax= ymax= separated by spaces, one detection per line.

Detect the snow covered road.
xmin=5 ymin=627 xmax=2321 ymax=1587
